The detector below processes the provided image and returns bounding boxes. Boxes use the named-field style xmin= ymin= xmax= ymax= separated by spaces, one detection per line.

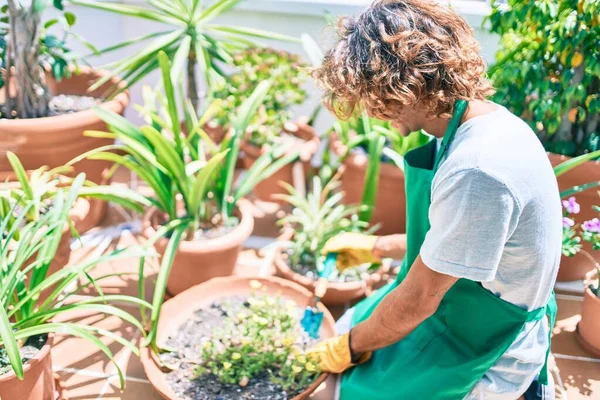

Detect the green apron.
xmin=341 ymin=100 xmax=557 ymax=399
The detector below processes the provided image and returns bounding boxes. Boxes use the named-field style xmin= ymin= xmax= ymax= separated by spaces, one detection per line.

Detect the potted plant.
xmin=1 ymin=151 xmax=150 ymax=280
xmin=273 ymin=174 xmax=382 ymax=306
xmin=140 ymin=276 xmax=336 ymax=400
xmin=328 ymin=113 xmax=430 ymax=234
xmin=0 ymin=178 xmax=150 ymax=400
xmin=554 ymin=151 xmax=600 ymax=280
xmin=488 ymin=0 xmax=600 ymax=257
xmin=71 ymin=52 xmax=300 ymax=348
xmin=577 ymin=266 xmax=600 ymax=357
xmin=71 ymin=0 xmax=299 ymax=112
xmin=0 ymin=0 xmax=130 ymax=187
xmin=208 ymin=46 xmax=320 ymax=203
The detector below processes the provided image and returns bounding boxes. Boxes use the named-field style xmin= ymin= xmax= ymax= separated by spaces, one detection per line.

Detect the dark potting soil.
xmin=285 ymin=249 xmax=373 ymax=283
xmin=160 ymin=296 xmax=317 ymax=400
xmin=0 ymin=334 xmax=47 ymax=376
xmin=48 ymin=94 xmax=101 ymax=116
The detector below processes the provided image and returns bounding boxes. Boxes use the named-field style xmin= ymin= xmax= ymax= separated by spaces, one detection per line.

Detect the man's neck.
xmin=420 ymin=100 xmax=499 ymax=138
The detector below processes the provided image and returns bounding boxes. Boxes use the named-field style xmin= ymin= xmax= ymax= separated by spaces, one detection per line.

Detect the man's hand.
xmin=306 ymin=333 xmax=372 ymax=374
xmin=322 ymin=233 xmax=381 ymax=271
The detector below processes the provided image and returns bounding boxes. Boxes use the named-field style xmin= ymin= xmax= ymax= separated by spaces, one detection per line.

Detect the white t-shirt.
xmin=420 ymin=104 xmax=562 ymax=399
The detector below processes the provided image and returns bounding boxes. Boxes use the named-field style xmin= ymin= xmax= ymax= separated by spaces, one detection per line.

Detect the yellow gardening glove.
xmin=306 ymin=333 xmax=372 ymax=374
xmin=322 ymin=232 xmax=381 ymax=271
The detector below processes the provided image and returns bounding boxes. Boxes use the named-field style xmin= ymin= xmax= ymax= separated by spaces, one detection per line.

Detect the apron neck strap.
xmin=433 ymin=99 xmax=469 ymax=172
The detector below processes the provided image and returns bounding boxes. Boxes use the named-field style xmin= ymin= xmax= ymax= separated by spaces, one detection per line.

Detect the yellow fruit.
xmin=560 ymin=50 xmax=569 ymax=66
xmin=568 ymin=108 xmax=578 ymax=123
xmin=572 ymin=52 xmax=584 ymax=68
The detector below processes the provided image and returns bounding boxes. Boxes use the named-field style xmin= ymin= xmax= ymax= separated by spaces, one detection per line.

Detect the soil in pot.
xmin=285 ymin=249 xmax=375 ymax=284
xmin=159 ymin=291 xmax=321 ymax=400
xmin=46 ymin=94 xmax=101 ymax=116
xmin=0 ymin=335 xmax=47 ymax=376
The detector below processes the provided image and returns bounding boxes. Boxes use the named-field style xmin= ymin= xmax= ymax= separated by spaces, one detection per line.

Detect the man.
xmin=307 ymin=1 xmax=561 ymax=399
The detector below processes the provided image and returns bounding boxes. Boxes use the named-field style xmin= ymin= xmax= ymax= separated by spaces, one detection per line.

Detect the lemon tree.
xmin=488 ymin=0 xmax=600 ymax=156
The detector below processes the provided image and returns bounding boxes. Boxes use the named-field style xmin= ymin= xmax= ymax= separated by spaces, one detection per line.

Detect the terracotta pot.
xmin=330 ymin=134 xmax=405 ymax=235
xmin=549 ymin=153 xmax=600 ymax=280
xmin=274 ymin=230 xmax=381 ymax=306
xmin=241 ymin=121 xmax=320 ymax=204
xmin=0 ymin=334 xmax=55 ymax=400
xmin=0 ymin=67 xmax=130 ymax=185
xmin=576 ymin=285 xmax=600 ymax=357
xmin=142 ymin=202 xmax=254 ymax=296
xmin=140 ymin=275 xmax=336 ymax=400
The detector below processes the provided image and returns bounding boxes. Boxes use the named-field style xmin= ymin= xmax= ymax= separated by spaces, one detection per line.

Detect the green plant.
xmin=2 ymin=151 xmax=149 ymax=226
xmin=329 ymin=113 xmax=430 ymax=223
xmin=209 ymin=47 xmax=307 ymax=146
xmin=0 ymin=0 xmax=90 ymax=118
xmin=276 ymin=175 xmax=372 ymax=278
xmin=196 ymin=282 xmax=320 ymax=393
xmin=487 ymin=0 xmax=600 ymax=156
xmin=0 ymin=178 xmax=151 ymax=388
xmin=71 ymin=0 xmax=299 ymax=111
xmin=69 ymin=51 xmax=300 ymax=350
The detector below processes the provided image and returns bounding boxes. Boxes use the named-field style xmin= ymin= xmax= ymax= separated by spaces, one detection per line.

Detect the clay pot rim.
xmin=241 ymin=120 xmax=320 ymax=161
xmin=0 ymin=66 xmax=129 ymax=128
xmin=140 ymin=275 xmax=335 ymax=400
xmin=142 ymin=199 xmax=254 ymax=253
xmin=329 ymin=131 xmax=404 ymax=178
xmin=274 ymin=229 xmax=379 ymax=292
xmin=0 ymin=333 xmax=54 ymax=383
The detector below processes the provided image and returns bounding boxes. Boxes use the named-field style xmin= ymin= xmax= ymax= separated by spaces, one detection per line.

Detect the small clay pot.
xmin=241 ymin=121 xmax=320 ymax=204
xmin=140 ymin=275 xmax=336 ymax=400
xmin=142 ymin=201 xmax=254 ymax=296
xmin=0 ymin=334 xmax=55 ymax=400
xmin=0 ymin=67 xmax=130 ymax=185
xmin=576 ymin=285 xmax=600 ymax=357
xmin=274 ymin=230 xmax=381 ymax=306
xmin=549 ymin=152 xmax=600 ymax=273
xmin=330 ymin=133 xmax=405 ymax=235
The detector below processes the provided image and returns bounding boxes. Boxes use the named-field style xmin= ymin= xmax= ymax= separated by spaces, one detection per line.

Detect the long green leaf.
xmin=560 ymin=181 xmax=600 ymax=199
xmin=157 ymin=51 xmax=183 ymax=153
xmin=146 ymin=223 xmax=187 ymax=350
xmin=197 ymin=0 xmax=240 ymax=23
xmin=207 ymin=25 xmax=301 ymax=43
xmin=6 ymin=152 xmax=34 ymax=202
xmin=171 ymin=35 xmax=192 ymax=85
xmin=71 ymin=0 xmax=184 ymax=25
xmin=0 ymin=307 xmax=23 ymax=379
xmin=554 ymin=150 xmax=600 ymax=177
xmin=189 ymin=150 xmax=229 ymax=217
xmin=360 ymin=135 xmax=386 ymax=223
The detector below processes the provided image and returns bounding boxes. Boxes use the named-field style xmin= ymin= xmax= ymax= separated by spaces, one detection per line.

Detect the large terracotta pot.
xmin=330 ymin=135 xmax=405 ymax=235
xmin=0 ymin=334 xmax=55 ymax=400
xmin=576 ymin=285 xmax=600 ymax=357
xmin=140 ymin=275 xmax=336 ymax=400
xmin=549 ymin=153 xmax=600 ymax=281
xmin=142 ymin=202 xmax=254 ymax=296
xmin=0 ymin=67 xmax=130 ymax=185
xmin=241 ymin=121 xmax=320 ymax=204
xmin=274 ymin=230 xmax=381 ymax=306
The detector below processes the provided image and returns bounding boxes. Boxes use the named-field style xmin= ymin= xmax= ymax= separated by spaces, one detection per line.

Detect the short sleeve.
xmin=420 ymin=168 xmax=521 ymax=282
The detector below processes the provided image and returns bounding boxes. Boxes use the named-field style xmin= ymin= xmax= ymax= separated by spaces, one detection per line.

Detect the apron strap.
xmin=433 ymin=99 xmax=469 ymax=172
xmin=537 ymin=292 xmax=557 ymax=385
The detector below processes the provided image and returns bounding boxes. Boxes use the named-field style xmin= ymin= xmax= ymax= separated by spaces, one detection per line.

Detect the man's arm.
xmin=349 ymin=255 xmax=458 ymax=355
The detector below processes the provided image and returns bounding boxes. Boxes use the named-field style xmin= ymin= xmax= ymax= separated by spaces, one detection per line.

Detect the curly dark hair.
xmin=314 ymin=0 xmax=495 ymax=120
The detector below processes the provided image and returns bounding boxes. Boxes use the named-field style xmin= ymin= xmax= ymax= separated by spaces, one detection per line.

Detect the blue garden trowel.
xmin=301 ymin=252 xmax=338 ymax=339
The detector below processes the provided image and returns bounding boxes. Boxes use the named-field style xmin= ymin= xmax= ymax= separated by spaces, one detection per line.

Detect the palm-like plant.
xmin=276 ymin=175 xmax=371 ymax=273
xmin=70 ymin=51 xmax=300 ymax=349
xmin=0 ymin=178 xmax=151 ymax=388
xmin=71 ymin=0 xmax=300 ymax=111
